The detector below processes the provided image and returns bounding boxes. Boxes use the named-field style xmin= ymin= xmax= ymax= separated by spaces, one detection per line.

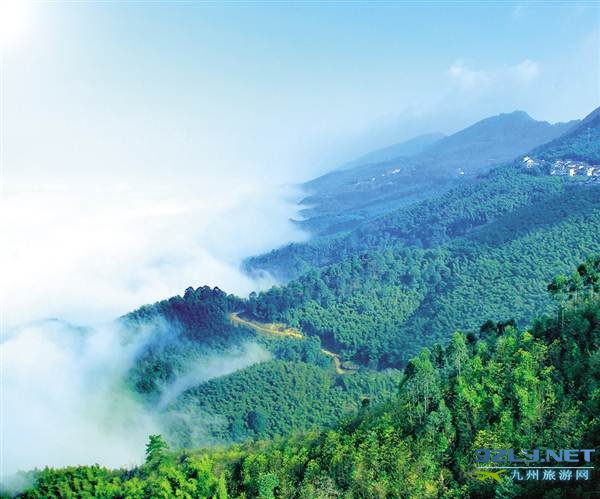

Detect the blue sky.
xmin=4 ymin=1 xmax=599 ymax=184
xmin=1 ymin=1 xmax=599 ymax=326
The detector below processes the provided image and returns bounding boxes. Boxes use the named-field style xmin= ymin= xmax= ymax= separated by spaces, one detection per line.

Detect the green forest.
xmin=246 ymin=175 xmax=600 ymax=366
xmin=8 ymin=258 xmax=600 ymax=498
xmin=167 ymin=361 xmax=401 ymax=445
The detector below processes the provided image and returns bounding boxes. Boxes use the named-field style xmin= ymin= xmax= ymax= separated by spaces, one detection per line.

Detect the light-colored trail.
xmin=229 ymin=312 xmax=351 ymax=375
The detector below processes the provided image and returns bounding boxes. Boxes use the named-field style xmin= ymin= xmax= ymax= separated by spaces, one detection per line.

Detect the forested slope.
xmin=246 ymin=107 xmax=598 ymax=279
xmin=297 ymin=111 xmax=577 ymax=236
xmin=11 ymin=259 xmax=599 ymax=498
xmin=113 ymin=108 xmax=600 ymax=456
xmin=241 ymin=107 xmax=600 ymax=366
xmin=244 ymin=168 xmax=570 ymax=280
xmin=120 ymin=286 xmax=401 ymax=447
xmin=167 ymin=361 xmax=401 ymax=445
xmin=248 ymin=181 xmax=600 ymax=366
xmin=8 ymin=109 xmax=598 ymax=497
xmin=530 ymin=106 xmax=600 ymax=162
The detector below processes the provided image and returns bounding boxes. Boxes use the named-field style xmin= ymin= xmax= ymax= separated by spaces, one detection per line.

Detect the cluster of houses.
xmin=521 ymin=156 xmax=599 ymax=178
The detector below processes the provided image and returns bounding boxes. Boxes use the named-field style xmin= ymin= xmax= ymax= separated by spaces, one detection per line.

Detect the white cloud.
xmin=0 ymin=172 xmax=300 ymax=478
xmin=2 ymin=320 xmax=161 ymax=478
xmin=448 ymin=59 xmax=541 ymax=92
xmin=507 ymin=59 xmax=540 ymax=84
xmin=1 ymin=319 xmax=271 ymax=479
xmin=0 ymin=181 xmax=307 ymax=328
xmin=448 ymin=60 xmax=492 ymax=91
xmin=157 ymin=342 xmax=271 ymax=410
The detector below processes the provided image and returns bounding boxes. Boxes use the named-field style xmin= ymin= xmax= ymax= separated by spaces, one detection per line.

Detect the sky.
xmin=1 ymin=1 xmax=599 ymax=326
xmin=3 ymin=2 xmax=600 ymax=184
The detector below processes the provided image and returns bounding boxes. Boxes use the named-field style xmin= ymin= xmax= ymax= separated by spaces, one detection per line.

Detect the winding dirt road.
xmin=229 ymin=312 xmax=351 ymax=375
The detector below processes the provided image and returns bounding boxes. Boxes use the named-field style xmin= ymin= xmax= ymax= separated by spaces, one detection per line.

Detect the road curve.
xmin=229 ymin=312 xmax=350 ymax=375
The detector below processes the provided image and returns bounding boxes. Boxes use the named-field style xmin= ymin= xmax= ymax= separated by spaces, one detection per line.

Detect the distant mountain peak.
xmin=510 ymin=109 xmax=530 ymax=115
xmin=449 ymin=110 xmax=538 ymax=134
xmin=500 ymin=110 xmax=534 ymax=120
xmin=422 ymin=109 xmax=569 ymax=161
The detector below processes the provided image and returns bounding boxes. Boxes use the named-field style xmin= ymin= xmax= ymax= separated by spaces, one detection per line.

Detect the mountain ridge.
xmin=329 ymin=132 xmax=446 ymax=173
xmin=296 ymin=110 xmax=580 ymax=236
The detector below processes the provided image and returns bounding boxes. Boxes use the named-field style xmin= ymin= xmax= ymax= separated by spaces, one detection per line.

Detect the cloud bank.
xmin=1 ymin=172 xmax=303 ymax=480
xmin=2 ymin=319 xmax=160 ymax=477
xmin=2 ymin=318 xmax=271 ymax=479
xmin=1 ymin=180 xmax=307 ymax=328
xmin=448 ymin=59 xmax=541 ymax=93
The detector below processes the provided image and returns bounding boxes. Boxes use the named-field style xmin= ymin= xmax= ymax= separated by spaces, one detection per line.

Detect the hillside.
xmin=11 ymin=262 xmax=600 ymax=498
xmin=249 ymin=185 xmax=600 ymax=366
xmin=117 ymin=285 xmax=402 ymax=448
xmin=335 ymin=132 xmax=445 ymax=171
xmin=117 ymin=138 xmax=600 ymax=457
xmin=166 ymin=360 xmax=400 ymax=445
xmin=5 ymin=108 xmax=597 ymax=497
xmin=297 ymin=111 xmax=578 ymax=236
xmin=528 ymin=106 xmax=600 ymax=163
xmin=246 ymin=108 xmax=598 ymax=280
xmin=420 ymin=111 xmax=577 ymax=175
xmin=240 ymin=107 xmax=600 ymax=367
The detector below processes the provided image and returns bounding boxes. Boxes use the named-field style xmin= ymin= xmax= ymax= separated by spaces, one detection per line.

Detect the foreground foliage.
xmin=167 ymin=360 xmax=401 ymax=445
xmin=8 ymin=262 xmax=600 ymax=498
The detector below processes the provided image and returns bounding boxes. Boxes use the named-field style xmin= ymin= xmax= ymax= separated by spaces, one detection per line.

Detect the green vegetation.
xmin=296 ymin=111 xmax=575 ymax=237
xmin=244 ymin=168 xmax=569 ymax=279
xmin=242 ymin=110 xmax=600 ymax=368
xmin=531 ymin=107 xmax=600 ymax=162
xmin=246 ymin=106 xmax=599 ymax=279
xmin=8 ymin=110 xmax=599 ymax=497
xmin=122 ymin=286 xmax=401 ymax=447
xmin=167 ymin=360 xmax=401 ymax=445
xmin=248 ymin=175 xmax=600 ymax=366
xmin=122 ymin=286 xmax=252 ymax=397
xmin=11 ymin=262 xmax=599 ymax=498
xmin=124 ymin=285 xmax=245 ymax=347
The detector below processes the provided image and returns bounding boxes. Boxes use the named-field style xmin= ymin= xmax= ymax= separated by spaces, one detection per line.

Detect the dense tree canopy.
xmin=10 ymin=266 xmax=599 ymax=498
xmin=247 ymin=183 xmax=600 ymax=366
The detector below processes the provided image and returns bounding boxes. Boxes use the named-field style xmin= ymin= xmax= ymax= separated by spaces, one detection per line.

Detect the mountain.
xmin=336 ymin=132 xmax=445 ymax=171
xmin=6 ymin=108 xmax=598 ymax=497
xmin=528 ymin=106 xmax=600 ymax=163
xmin=97 ymin=106 xmax=598 ymax=457
xmin=417 ymin=110 xmax=577 ymax=175
xmin=119 ymin=285 xmax=402 ymax=447
xmin=14 ymin=266 xmax=600 ymax=497
xmin=246 ymin=108 xmax=595 ymax=280
xmin=242 ymin=107 xmax=600 ymax=366
xmin=249 ymin=184 xmax=600 ymax=365
xmin=168 ymin=360 xmax=400 ymax=445
xmin=298 ymin=111 xmax=579 ymax=236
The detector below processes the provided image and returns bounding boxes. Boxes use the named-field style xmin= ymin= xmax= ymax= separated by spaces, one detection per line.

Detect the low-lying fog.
xmin=3 ymin=319 xmax=272 ymax=477
xmin=1 ymin=179 xmax=304 ymax=479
